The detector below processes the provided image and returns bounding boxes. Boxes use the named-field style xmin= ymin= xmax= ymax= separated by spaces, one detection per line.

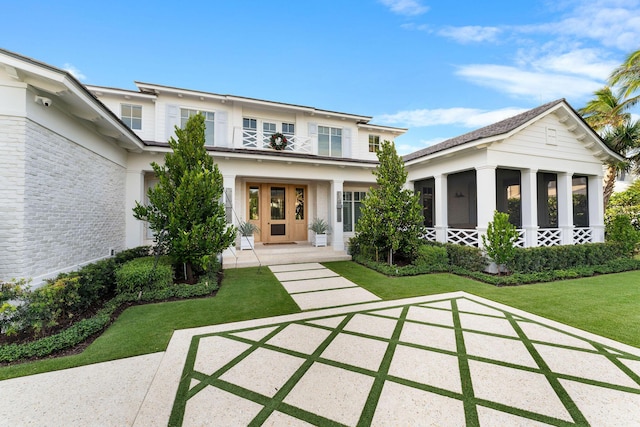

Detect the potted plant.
xmin=308 ymin=218 xmax=330 ymax=247
xmin=238 ymin=221 xmax=260 ymax=250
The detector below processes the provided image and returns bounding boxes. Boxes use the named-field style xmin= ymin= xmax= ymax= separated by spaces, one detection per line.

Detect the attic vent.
xmin=546 ymin=127 xmax=557 ymax=145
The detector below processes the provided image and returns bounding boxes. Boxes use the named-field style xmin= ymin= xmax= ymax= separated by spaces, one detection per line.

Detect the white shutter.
xmin=308 ymin=122 xmax=317 ymax=135
xmin=215 ymin=111 xmax=228 ymax=147
xmin=165 ymin=105 xmax=179 ymax=141
xmin=342 ymin=128 xmax=352 ymax=158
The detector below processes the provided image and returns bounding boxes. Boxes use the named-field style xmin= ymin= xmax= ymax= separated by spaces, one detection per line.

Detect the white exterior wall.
xmin=0 ymin=79 xmax=128 ymax=282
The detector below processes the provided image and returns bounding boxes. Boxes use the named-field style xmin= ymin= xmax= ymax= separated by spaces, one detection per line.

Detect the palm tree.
xmin=610 ymin=49 xmax=640 ymax=108
xmin=600 ymin=120 xmax=640 ymax=208
xmin=578 ymin=86 xmax=630 ymax=130
xmin=578 ymin=87 xmax=632 ymax=209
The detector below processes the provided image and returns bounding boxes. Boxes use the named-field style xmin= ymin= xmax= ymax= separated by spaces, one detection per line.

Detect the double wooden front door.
xmin=247 ymin=183 xmax=307 ymax=243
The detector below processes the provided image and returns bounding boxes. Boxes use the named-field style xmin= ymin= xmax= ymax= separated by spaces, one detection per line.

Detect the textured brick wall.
xmin=0 ymin=118 xmax=126 ymax=281
xmin=0 ymin=116 xmax=27 ymax=280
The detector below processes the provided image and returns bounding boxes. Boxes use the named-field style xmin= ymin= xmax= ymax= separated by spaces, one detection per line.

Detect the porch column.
xmin=476 ymin=165 xmax=497 ymax=248
xmin=557 ymin=172 xmax=574 ymax=245
xmin=330 ymin=180 xmax=345 ymax=250
xmin=434 ymin=174 xmax=448 ymax=243
xmin=521 ymin=168 xmax=538 ymax=247
xmin=125 ymin=169 xmax=145 ymax=248
xmin=589 ymin=174 xmax=605 ymax=242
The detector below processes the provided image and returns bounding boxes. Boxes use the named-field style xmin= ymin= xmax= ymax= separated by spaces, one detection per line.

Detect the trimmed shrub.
xmin=113 ymin=246 xmax=152 ymax=265
xmin=23 ymin=275 xmax=83 ymax=336
xmin=413 ymin=244 xmax=448 ymax=269
xmin=445 ymin=244 xmax=487 ymax=271
xmin=115 ymin=256 xmax=173 ymax=294
xmin=507 ymin=243 xmax=625 ymax=274
xmin=76 ymin=258 xmax=117 ymax=306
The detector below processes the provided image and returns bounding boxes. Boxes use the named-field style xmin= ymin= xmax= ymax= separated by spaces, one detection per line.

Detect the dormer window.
xmin=121 ymin=104 xmax=142 ymax=130
xmin=181 ymin=108 xmax=215 ymax=146
xmin=369 ymin=134 xmax=380 ymax=152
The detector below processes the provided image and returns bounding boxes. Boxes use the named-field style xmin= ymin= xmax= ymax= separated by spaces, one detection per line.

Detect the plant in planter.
xmin=238 ymin=221 xmax=260 ymax=250
xmin=308 ymin=218 xmax=330 ymax=247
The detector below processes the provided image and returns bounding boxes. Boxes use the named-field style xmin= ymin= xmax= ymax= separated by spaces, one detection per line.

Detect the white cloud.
xmin=379 ymin=0 xmax=429 ymax=16
xmin=62 ymin=63 xmax=86 ymax=81
xmin=375 ymin=106 xmax=528 ymax=128
xmin=400 ymin=22 xmax=430 ymax=32
xmin=438 ymin=26 xmax=502 ymax=43
xmin=456 ymin=64 xmax=603 ymax=100
xmin=526 ymin=48 xmax=619 ymax=81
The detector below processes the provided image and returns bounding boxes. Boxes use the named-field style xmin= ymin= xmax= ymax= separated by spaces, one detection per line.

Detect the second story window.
xmin=181 ymin=108 xmax=215 ymax=146
xmin=121 ymin=104 xmax=142 ymax=130
xmin=318 ymin=126 xmax=342 ymax=157
xmin=282 ymin=123 xmax=295 ymax=136
xmin=369 ymin=135 xmax=380 ymax=152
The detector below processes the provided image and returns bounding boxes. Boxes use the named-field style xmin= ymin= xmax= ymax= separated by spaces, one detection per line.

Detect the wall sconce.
xmin=454 ymin=192 xmax=465 ymax=198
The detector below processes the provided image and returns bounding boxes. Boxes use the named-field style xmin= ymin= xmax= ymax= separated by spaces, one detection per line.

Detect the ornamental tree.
xmin=355 ymin=140 xmax=423 ymax=264
xmin=481 ymin=211 xmax=519 ymax=274
xmin=133 ymin=113 xmax=235 ymax=283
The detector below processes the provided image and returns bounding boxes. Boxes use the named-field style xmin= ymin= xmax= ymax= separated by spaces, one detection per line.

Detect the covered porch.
xmin=414 ymin=167 xmax=603 ymax=248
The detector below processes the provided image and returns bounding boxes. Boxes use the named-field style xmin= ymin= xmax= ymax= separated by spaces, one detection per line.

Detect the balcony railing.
xmin=233 ymin=128 xmax=313 ymax=154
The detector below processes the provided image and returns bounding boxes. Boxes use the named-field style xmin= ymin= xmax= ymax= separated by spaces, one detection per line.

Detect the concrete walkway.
xmin=1 ymin=265 xmax=640 ymax=426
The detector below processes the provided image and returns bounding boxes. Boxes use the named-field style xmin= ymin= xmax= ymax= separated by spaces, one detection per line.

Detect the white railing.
xmin=515 ymin=229 xmax=526 ymax=248
xmin=573 ymin=228 xmax=593 ymax=244
xmin=421 ymin=227 xmax=437 ymax=242
xmin=447 ymin=228 xmax=479 ymax=247
xmin=233 ymin=128 xmax=313 ymax=154
xmin=538 ymin=228 xmax=562 ymax=246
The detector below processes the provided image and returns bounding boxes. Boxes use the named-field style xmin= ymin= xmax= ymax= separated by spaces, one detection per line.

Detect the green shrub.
xmin=76 ymin=258 xmax=117 ymax=305
xmin=115 ymin=256 xmax=173 ymax=294
xmin=606 ymin=215 xmax=640 ymax=256
xmin=113 ymin=246 xmax=151 ymax=265
xmin=353 ymin=255 xmax=448 ymax=276
xmin=508 ymin=243 xmax=625 ymax=273
xmin=413 ymin=244 xmax=448 ymax=268
xmin=445 ymin=244 xmax=487 ymax=271
xmin=481 ymin=211 xmax=519 ymax=271
xmin=23 ymin=275 xmax=83 ymax=336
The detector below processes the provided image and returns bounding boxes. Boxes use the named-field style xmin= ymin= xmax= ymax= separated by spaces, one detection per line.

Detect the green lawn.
xmin=1 ymin=262 xmax=639 ymax=381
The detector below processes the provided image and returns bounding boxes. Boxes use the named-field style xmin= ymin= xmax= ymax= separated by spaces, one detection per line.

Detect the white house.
xmin=0 ymin=48 xmax=623 ymax=282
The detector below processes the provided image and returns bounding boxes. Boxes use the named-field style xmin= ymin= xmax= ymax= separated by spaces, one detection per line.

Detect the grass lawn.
xmin=1 ymin=261 xmax=639 ymax=381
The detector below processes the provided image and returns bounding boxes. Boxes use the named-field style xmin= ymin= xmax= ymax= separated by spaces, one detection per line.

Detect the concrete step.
xmin=223 ymin=243 xmax=351 ymax=269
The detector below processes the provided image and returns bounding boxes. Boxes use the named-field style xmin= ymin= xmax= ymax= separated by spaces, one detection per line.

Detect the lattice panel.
xmin=240 ymin=130 xmax=313 ymax=153
xmin=538 ymin=228 xmax=562 ymax=247
xmin=447 ymin=229 xmax=479 ymax=247
xmin=515 ymin=229 xmax=526 ymax=248
xmin=421 ymin=228 xmax=437 ymax=242
xmin=573 ymin=228 xmax=593 ymax=244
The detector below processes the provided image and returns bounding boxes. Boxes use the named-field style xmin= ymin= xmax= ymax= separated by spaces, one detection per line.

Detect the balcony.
xmin=232 ymin=128 xmax=313 ymax=154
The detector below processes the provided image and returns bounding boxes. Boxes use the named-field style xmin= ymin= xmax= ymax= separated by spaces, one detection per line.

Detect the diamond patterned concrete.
xmin=3 ymin=264 xmax=640 ymax=427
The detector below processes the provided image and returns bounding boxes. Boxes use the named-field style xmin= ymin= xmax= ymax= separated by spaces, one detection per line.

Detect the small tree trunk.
xmin=603 ymin=165 xmax=617 ymax=211
xmin=389 ymin=249 xmax=393 ymax=266
xmin=185 ymin=262 xmax=195 ymax=284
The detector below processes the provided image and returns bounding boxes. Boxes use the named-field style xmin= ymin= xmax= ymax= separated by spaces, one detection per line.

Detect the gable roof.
xmin=403 ymin=99 xmax=624 ymax=163
xmin=404 ymin=99 xmax=566 ymax=161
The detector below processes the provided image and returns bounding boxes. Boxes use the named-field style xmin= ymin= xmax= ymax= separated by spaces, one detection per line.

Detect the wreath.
xmin=269 ymin=132 xmax=288 ymax=150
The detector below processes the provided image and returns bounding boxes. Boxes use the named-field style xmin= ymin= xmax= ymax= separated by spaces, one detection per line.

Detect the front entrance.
xmin=247 ymin=183 xmax=307 ymax=243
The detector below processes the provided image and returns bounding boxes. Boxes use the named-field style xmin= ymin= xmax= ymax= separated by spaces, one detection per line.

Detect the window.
xmin=415 ymin=178 xmax=435 ymax=227
xmin=318 ymin=126 xmax=342 ymax=157
xmin=121 ymin=104 xmax=142 ymax=130
xmin=496 ymin=169 xmax=521 ymax=227
xmin=369 ymin=135 xmax=380 ymax=152
xmin=282 ymin=123 xmax=295 ymax=136
xmin=343 ymin=191 xmax=366 ymax=232
xmin=249 ymin=186 xmax=259 ymax=220
xmin=537 ymin=173 xmax=558 ymax=228
xmin=181 ymin=108 xmax=215 ymax=146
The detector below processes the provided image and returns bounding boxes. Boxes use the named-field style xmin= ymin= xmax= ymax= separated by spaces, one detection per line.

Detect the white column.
xmin=476 ymin=165 xmax=497 ymax=248
xmin=330 ymin=180 xmax=345 ymax=250
xmin=589 ymin=174 xmax=605 ymax=242
xmin=434 ymin=174 xmax=448 ymax=243
xmin=521 ymin=169 xmax=538 ymax=247
xmin=557 ymin=172 xmax=574 ymax=245
xmin=125 ymin=169 xmax=146 ymax=248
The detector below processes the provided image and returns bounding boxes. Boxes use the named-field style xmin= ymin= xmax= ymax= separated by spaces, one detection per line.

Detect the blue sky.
xmin=2 ymin=0 xmax=639 ymax=154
